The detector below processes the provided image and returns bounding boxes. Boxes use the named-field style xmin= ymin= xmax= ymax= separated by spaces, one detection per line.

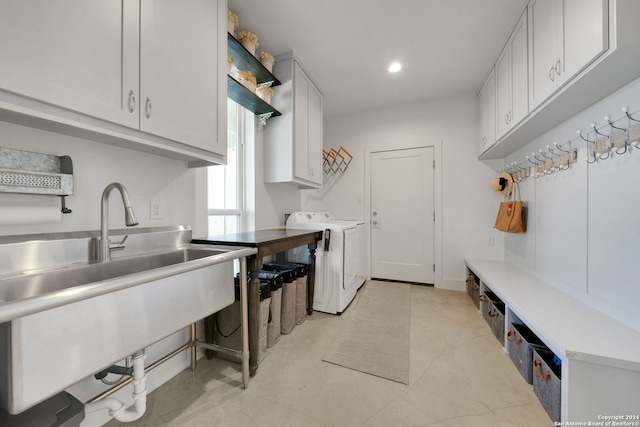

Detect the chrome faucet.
xmin=97 ymin=182 xmax=138 ymax=262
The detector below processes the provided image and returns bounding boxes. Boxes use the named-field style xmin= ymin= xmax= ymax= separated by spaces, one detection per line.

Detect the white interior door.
xmin=371 ymin=147 xmax=435 ymax=284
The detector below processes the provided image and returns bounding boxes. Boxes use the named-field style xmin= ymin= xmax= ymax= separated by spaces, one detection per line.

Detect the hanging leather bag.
xmin=494 ymin=182 xmax=526 ymax=233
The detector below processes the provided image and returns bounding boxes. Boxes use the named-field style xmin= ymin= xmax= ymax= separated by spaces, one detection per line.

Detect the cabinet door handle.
xmin=145 ymin=97 xmax=152 ymax=119
xmin=555 ymin=59 xmax=562 ymax=76
xmin=127 ymin=90 xmax=136 ymax=113
xmin=548 ymin=66 xmax=555 ymax=82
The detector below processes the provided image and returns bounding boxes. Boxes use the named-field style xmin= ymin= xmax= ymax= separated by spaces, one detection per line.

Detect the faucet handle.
xmin=110 ymin=235 xmax=128 ymax=252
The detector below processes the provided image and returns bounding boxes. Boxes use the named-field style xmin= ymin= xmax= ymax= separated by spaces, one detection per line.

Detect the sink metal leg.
xmin=247 ymin=256 xmax=261 ymax=378
xmin=190 ymin=323 xmax=197 ymax=371
xmin=307 ymin=242 xmax=318 ymax=315
xmin=239 ymin=256 xmax=250 ymax=389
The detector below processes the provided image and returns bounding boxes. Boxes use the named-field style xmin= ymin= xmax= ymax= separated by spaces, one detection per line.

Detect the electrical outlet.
xmin=150 ymin=199 xmax=163 ymax=219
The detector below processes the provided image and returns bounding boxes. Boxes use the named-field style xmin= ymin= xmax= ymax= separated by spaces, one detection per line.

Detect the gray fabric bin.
xmin=481 ymin=291 xmax=505 ymax=345
xmin=532 ymin=346 xmax=562 ymax=423
xmin=507 ymin=323 xmax=544 ymax=384
xmin=466 ymin=273 xmax=480 ymax=309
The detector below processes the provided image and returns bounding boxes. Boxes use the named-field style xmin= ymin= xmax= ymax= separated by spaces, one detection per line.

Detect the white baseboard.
xmin=437 ymin=278 xmax=465 ymax=291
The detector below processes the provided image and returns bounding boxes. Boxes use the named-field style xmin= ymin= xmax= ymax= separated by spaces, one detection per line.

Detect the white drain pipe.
xmin=85 ymin=350 xmax=148 ymax=422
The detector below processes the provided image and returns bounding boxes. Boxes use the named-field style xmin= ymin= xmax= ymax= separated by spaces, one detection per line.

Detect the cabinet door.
xmin=140 ymin=0 xmax=225 ymax=156
xmin=293 ymin=63 xmax=311 ymax=181
xmin=308 ymin=82 xmax=323 ymax=185
xmin=495 ymin=48 xmax=511 ymax=139
xmin=485 ymin=69 xmax=496 ymax=149
xmin=478 ymin=69 xmax=497 ymax=156
xmin=559 ymin=0 xmax=608 ymax=85
xmin=529 ymin=0 xmax=560 ymax=110
xmin=477 ymin=87 xmax=487 ymax=154
xmin=510 ymin=9 xmax=529 ymax=127
xmin=0 ymin=0 xmax=139 ymax=128
xmin=496 ymin=9 xmax=527 ymax=139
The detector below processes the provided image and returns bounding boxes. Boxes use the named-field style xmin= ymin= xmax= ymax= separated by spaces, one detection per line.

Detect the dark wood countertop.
xmin=192 ymin=228 xmax=323 ymax=257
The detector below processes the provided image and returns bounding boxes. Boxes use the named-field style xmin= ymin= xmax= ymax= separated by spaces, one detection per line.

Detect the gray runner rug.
xmin=322 ymin=280 xmax=411 ymax=384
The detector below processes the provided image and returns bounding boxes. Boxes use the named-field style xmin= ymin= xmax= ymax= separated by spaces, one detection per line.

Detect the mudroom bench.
xmin=464 ymin=259 xmax=640 ymax=425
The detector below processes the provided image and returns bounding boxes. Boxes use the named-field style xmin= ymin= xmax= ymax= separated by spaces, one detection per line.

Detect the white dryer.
xmin=286 ymin=212 xmax=365 ymax=314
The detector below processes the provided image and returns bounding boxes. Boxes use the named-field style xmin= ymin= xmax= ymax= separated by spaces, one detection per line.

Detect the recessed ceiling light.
xmin=388 ymin=62 xmax=402 ymax=73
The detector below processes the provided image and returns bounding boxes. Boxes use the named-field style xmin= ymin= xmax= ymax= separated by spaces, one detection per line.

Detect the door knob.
xmin=372 ymin=220 xmax=378 ymax=225
xmin=372 ymin=211 xmax=378 ymax=216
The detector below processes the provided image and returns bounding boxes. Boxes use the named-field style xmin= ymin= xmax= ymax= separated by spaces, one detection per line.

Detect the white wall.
xmin=303 ymin=92 xmax=505 ymax=289
xmin=505 ymin=76 xmax=640 ymax=332
xmin=0 ymin=120 xmax=208 ymax=426
xmin=248 ymin=123 xmax=303 ymax=230
xmin=0 ymin=122 xmax=201 ymax=237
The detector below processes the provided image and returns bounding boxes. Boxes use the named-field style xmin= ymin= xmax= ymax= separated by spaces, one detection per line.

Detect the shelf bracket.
xmin=257 ymin=112 xmax=274 ymax=127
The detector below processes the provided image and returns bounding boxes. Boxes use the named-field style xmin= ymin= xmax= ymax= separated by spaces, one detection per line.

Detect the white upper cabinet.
xmin=477 ymin=68 xmax=496 ymax=155
xmin=0 ymin=1 xmax=139 ymax=128
xmin=529 ymin=0 xmax=608 ymax=110
xmin=496 ymin=8 xmax=528 ymax=139
xmin=0 ymin=0 xmax=227 ymax=165
xmin=264 ymin=52 xmax=323 ymax=189
xmin=560 ymin=0 xmax=608 ymax=84
xmin=139 ymin=0 xmax=225 ymax=156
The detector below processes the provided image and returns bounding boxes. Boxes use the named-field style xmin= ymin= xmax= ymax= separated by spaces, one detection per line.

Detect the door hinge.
xmin=433 ymin=264 xmax=436 ymax=272
xmin=433 ymin=211 xmax=435 ymax=221
xmin=433 ymin=160 xmax=435 ymax=169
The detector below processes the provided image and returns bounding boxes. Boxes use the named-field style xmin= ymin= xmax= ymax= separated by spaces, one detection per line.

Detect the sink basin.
xmin=0 ymin=228 xmax=257 ymax=415
xmin=0 ymin=247 xmax=226 ymax=303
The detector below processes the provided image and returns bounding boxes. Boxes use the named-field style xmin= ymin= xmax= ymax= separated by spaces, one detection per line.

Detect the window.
xmin=207 ymin=99 xmax=244 ymax=235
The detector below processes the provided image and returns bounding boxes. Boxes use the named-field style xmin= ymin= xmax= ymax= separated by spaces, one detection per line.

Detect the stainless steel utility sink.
xmin=0 ymin=227 xmax=256 ymax=415
xmin=0 ymin=247 xmax=226 ymax=304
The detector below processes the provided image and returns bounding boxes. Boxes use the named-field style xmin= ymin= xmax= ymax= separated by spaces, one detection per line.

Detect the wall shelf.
xmin=227 ymin=33 xmax=281 ymax=120
xmin=227 ymin=76 xmax=281 ymax=118
xmin=228 ymin=33 xmax=281 ymax=87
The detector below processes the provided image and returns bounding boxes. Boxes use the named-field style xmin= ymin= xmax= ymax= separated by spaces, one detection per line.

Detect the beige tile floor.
xmin=107 ymin=282 xmax=552 ymax=427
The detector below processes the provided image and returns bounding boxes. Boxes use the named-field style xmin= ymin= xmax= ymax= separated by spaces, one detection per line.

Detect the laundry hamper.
xmin=259 ymin=271 xmax=283 ymax=348
xmin=257 ymin=283 xmax=271 ymax=363
xmin=270 ymin=262 xmax=308 ymax=325
xmin=290 ymin=263 xmax=309 ymax=324
xmin=263 ymin=264 xmax=297 ymax=334
xmin=507 ymin=323 xmax=544 ymax=384
xmin=215 ymin=277 xmax=271 ymax=363
xmin=532 ymin=346 xmax=562 ymax=423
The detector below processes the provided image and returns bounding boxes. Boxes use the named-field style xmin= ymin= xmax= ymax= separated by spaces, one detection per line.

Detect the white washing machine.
xmin=286 ymin=212 xmax=365 ymax=314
